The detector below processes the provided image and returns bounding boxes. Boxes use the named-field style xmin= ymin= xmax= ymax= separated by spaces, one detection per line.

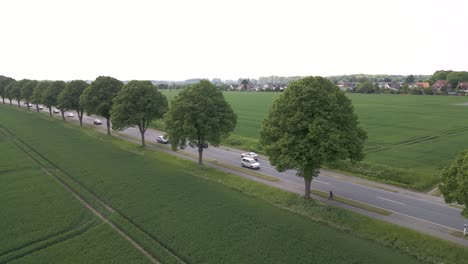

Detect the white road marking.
xmin=314 ymin=180 xmax=330 ymax=185
xmin=377 ymin=196 xmax=407 ymax=206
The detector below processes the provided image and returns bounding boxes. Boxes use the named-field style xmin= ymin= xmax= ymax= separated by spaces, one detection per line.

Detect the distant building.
xmin=415 ymin=82 xmax=430 ymax=88
xmin=432 ymin=80 xmax=451 ymax=93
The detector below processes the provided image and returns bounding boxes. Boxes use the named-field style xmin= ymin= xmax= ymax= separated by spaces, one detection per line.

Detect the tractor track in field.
xmin=0 ymin=127 xmax=187 ymax=264
xmin=0 ymin=220 xmax=96 ymax=264
xmin=365 ymin=126 xmax=468 ymax=154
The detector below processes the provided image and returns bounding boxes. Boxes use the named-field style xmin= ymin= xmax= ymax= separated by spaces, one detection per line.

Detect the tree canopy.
xmin=42 ymin=81 xmax=65 ymax=116
xmin=260 ymin=76 xmax=367 ymax=198
xmin=440 ymin=150 xmax=468 ymax=217
xmin=0 ymin=76 xmax=15 ymax=104
xmin=8 ymin=80 xmax=22 ymax=107
xmin=5 ymin=81 xmax=17 ymax=105
xmin=111 ymin=80 xmax=168 ymax=146
xmin=164 ymin=80 xmax=237 ymax=164
xmin=81 ymin=76 xmax=123 ymax=135
xmin=20 ymin=80 xmax=37 ymax=110
xmin=31 ymin=81 xmax=51 ymax=112
xmin=58 ymin=80 xmax=89 ymax=125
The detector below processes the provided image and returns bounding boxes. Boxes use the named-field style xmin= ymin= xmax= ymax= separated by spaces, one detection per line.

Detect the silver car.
xmin=241 ymin=157 xmax=260 ymax=169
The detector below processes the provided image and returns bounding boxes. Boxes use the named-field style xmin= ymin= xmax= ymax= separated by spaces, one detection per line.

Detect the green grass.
xmin=0 ymin=125 xmax=150 ymax=263
xmin=0 ymin=104 xmax=431 ymax=263
xmin=161 ymin=90 xmax=468 ymax=190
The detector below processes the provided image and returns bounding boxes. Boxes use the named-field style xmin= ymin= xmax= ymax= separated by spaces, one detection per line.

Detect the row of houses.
xmin=229 ymin=83 xmax=287 ymax=91
xmin=338 ymin=80 xmax=468 ymax=94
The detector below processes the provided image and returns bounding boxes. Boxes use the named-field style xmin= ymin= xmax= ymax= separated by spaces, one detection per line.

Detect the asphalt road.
xmin=17 ymin=101 xmax=468 ymax=246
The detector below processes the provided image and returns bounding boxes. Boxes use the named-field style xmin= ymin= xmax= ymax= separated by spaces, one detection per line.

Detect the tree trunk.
xmin=2 ymin=98 xmax=4 ymax=104
xmin=49 ymin=107 xmax=52 ymax=117
xmin=17 ymin=100 xmax=20 ymax=107
xmin=78 ymin=110 xmax=83 ymax=126
xmin=61 ymin=109 xmax=65 ymax=120
xmin=27 ymin=101 xmax=30 ymax=110
xmin=106 ymin=118 xmax=111 ymax=135
xmin=140 ymin=130 xmax=145 ymax=147
xmin=35 ymin=104 xmax=39 ymax=112
xmin=9 ymin=99 xmax=12 ymax=105
xmin=198 ymin=144 xmax=203 ymax=165
xmin=304 ymin=177 xmax=312 ymax=199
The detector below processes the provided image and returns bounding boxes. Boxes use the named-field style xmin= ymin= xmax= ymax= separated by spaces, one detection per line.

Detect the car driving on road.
xmin=156 ymin=135 xmax=169 ymax=144
xmin=241 ymin=157 xmax=260 ymax=169
xmin=241 ymin=152 xmax=259 ymax=161
xmin=93 ymin=119 xmax=102 ymax=125
xmin=66 ymin=112 xmax=74 ymax=117
xmin=52 ymin=108 xmax=60 ymax=114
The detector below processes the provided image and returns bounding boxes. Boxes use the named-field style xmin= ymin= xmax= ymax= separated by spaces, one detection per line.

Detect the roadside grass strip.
xmin=2 ymin=104 xmax=468 ymax=263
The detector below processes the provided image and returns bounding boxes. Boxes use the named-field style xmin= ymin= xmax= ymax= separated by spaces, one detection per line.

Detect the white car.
xmin=93 ymin=119 xmax=102 ymax=125
xmin=241 ymin=152 xmax=259 ymax=161
xmin=241 ymin=157 xmax=260 ymax=169
xmin=38 ymin=105 xmax=44 ymax=110
xmin=52 ymin=108 xmax=60 ymax=114
xmin=156 ymin=135 xmax=169 ymax=144
xmin=66 ymin=112 xmax=74 ymax=117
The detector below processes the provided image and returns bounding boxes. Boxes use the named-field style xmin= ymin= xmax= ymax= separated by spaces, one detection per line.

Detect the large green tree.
xmin=80 ymin=76 xmax=123 ymax=135
xmin=31 ymin=81 xmax=51 ymax=112
xmin=429 ymin=70 xmax=452 ymax=84
xmin=20 ymin=80 xmax=37 ymax=110
xmin=0 ymin=76 xmax=15 ymax=104
xmin=440 ymin=150 xmax=468 ymax=217
xmin=447 ymin=71 xmax=468 ymax=88
xmin=58 ymin=80 xmax=88 ymax=125
xmin=9 ymin=80 xmax=23 ymax=107
xmin=356 ymin=81 xmax=375 ymax=93
xmin=5 ymin=81 xmax=17 ymax=105
xmin=164 ymin=80 xmax=237 ymax=164
xmin=42 ymin=81 xmax=65 ymax=117
xmin=260 ymin=76 xmax=367 ymax=198
xmin=111 ymin=81 xmax=168 ymax=146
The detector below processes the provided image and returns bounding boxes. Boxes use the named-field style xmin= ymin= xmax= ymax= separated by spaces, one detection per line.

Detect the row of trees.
xmin=0 ymin=75 xmax=238 ymax=163
xmin=1 ymin=75 xmax=368 ymax=200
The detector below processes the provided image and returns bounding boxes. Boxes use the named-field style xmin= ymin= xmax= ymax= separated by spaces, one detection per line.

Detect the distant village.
xmin=151 ymin=71 xmax=468 ymax=95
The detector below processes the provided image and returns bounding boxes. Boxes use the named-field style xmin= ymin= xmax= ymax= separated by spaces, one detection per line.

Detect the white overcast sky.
xmin=1 ymin=0 xmax=467 ymax=81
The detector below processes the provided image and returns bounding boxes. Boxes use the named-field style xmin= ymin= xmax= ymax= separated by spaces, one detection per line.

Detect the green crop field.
xmin=0 ymin=122 xmax=151 ymax=263
xmin=0 ymin=105 xmax=430 ymax=263
xmin=161 ymin=90 xmax=468 ymax=190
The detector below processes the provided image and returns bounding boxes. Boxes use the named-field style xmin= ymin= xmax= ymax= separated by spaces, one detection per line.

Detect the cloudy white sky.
xmin=1 ymin=0 xmax=467 ymax=81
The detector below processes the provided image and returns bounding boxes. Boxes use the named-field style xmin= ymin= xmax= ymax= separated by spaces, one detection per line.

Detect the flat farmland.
xmin=0 ymin=123 xmax=151 ymax=263
xmin=0 ymin=104 xmax=424 ymax=263
xmin=162 ymin=90 xmax=468 ymax=189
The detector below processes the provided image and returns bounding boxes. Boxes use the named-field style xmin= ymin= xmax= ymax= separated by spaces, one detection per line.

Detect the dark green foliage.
xmin=440 ymin=150 xmax=468 ymax=216
xmin=42 ymin=81 xmax=65 ymax=116
xmin=111 ymin=80 xmax=168 ymax=146
xmin=8 ymin=80 xmax=22 ymax=107
xmin=429 ymin=70 xmax=452 ymax=84
xmin=81 ymin=76 xmax=123 ymax=135
xmin=164 ymin=80 xmax=237 ymax=164
xmin=356 ymin=80 xmax=375 ymax=93
xmin=30 ymin=81 xmax=51 ymax=112
xmin=0 ymin=76 xmax=15 ymax=104
xmin=58 ymin=80 xmax=88 ymax=125
xmin=20 ymin=80 xmax=38 ymax=110
xmin=447 ymin=71 xmax=468 ymax=88
xmin=260 ymin=77 xmax=367 ymax=198
xmin=405 ymin=75 xmax=415 ymax=84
